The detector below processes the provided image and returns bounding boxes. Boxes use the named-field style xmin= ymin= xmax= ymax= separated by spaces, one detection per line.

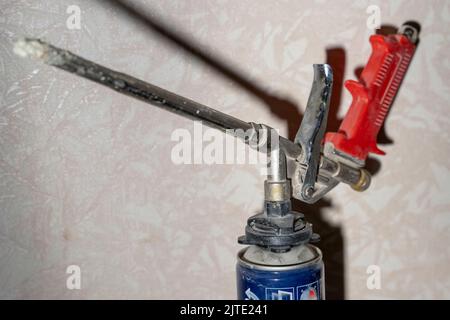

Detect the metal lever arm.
xmin=294 ymin=64 xmax=333 ymax=202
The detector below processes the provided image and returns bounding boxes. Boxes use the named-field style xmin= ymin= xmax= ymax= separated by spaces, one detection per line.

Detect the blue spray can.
xmin=237 ymin=244 xmax=324 ymax=300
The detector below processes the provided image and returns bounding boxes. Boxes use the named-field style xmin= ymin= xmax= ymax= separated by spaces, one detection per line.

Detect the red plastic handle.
xmin=324 ymin=33 xmax=416 ymax=163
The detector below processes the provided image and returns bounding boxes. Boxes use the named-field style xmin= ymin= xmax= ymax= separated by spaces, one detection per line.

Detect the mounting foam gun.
xmin=14 ymin=20 xmax=419 ymax=300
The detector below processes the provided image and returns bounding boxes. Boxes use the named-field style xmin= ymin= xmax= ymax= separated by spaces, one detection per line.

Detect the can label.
xmin=236 ymin=249 xmax=324 ymax=300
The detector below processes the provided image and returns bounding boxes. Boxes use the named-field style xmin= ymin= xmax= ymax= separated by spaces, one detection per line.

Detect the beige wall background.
xmin=1 ymin=0 xmax=449 ymax=299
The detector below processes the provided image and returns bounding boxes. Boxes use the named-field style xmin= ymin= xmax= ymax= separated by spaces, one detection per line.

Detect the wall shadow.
xmin=326 ymin=47 xmax=346 ymax=133
xmin=107 ymin=0 xmax=302 ymax=140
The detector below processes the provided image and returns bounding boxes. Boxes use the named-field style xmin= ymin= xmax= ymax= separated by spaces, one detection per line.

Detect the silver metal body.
xmin=14 ymin=38 xmax=370 ymax=205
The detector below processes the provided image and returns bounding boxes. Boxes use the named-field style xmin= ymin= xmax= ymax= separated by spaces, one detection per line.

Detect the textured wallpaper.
xmin=0 ymin=0 xmax=449 ymax=299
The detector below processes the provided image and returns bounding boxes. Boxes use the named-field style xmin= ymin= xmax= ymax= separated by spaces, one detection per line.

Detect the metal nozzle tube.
xmin=13 ymin=38 xmax=302 ymax=159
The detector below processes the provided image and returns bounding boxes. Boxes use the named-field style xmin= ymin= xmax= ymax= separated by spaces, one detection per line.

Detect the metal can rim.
xmin=237 ymin=245 xmax=322 ymax=272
